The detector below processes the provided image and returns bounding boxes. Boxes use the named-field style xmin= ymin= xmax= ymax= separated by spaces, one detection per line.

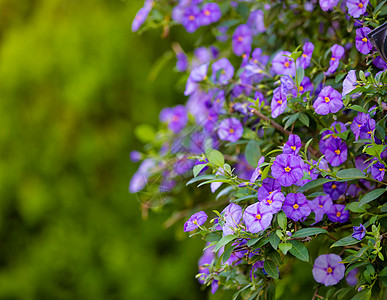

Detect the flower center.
xmin=327 ymin=267 xmax=333 ymax=273
xmin=358 ymin=124 xmax=361 ymax=128
xmin=358 ymin=3 xmax=363 ymax=8
xmin=284 ymin=62 xmax=290 ymax=67
xmin=379 ymin=168 xmax=385 ymax=172
xmin=277 ymin=100 xmax=282 ymax=104
xmin=284 ymin=166 xmax=291 ymax=172
xmin=299 ymin=86 xmax=304 ymax=92
xmin=188 ymin=15 xmax=195 ymax=21
xmin=335 ymin=149 xmax=341 ymax=155
xmin=255 ymin=214 xmax=261 ymax=220
xmin=336 ymin=212 xmax=341 ymax=217
xmin=267 ymin=199 xmax=272 ymax=204
xmin=172 ymin=115 xmax=180 ymax=122
xmin=229 ymin=128 xmax=235 ymax=134
xmin=332 ymin=184 xmax=337 ymax=189
xmin=193 ymin=219 xmax=198 ymax=225
xmin=302 ymin=53 xmax=307 ymax=58
xmin=367 ymin=130 xmax=372 ymax=134
xmin=204 ymin=10 xmax=211 ymax=16
xmin=242 ymin=53 xmax=247 ymax=59
xmin=362 ymin=37 xmax=368 ymax=42
xmin=291 ymin=146 xmax=296 ymax=151
xmin=331 ymin=57 xmax=336 ymax=61
xmin=237 ymin=36 xmax=243 ymax=42
xmin=269 ymin=191 xmax=273 ymax=194
xmin=319 ymin=204 xmax=323 ymax=208
xmin=253 ymin=59 xmax=258 ymax=64
xmin=324 ymin=97 xmax=330 ymax=103
xmin=332 ymin=134 xmax=338 ymax=138
xmin=293 ymin=204 xmax=299 ymax=209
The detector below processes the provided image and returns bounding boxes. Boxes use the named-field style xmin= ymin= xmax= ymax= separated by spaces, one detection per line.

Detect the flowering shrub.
xmin=131 ymin=0 xmax=387 ymax=298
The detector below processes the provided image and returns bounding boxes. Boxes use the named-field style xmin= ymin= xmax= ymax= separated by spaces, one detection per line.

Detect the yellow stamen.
xmin=229 ymin=128 xmax=235 ymax=134
xmin=302 ymin=54 xmax=307 ymax=58
xmin=284 ymin=166 xmax=291 ymax=172
xmin=291 ymin=146 xmax=296 ymax=151
xmin=319 ymin=205 xmax=323 ymax=208
xmin=188 ymin=15 xmax=195 ymax=21
xmin=255 ymin=214 xmax=261 ymax=220
xmin=299 ymin=86 xmax=304 ymax=92
xmin=327 ymin=267 xmax=333 ymax=273
xmin=241 ymin=53 xmax=246 ymax=59
xmin=269 ymin=191 xmax=273 ymax=195
xmin=267 ymin=199 xmax=272 ymax=204
xmin=237 ymin=36 xmax=243 ymax=42
xmin=358 ymin=124 xmax=361 ymax=128
xmin=335 ymin=149 xmax=341 ymax=155
xmin=331 ymin=57 xmax=336 ymax=61
xmin=293 ymin=204 xmax=299 ymax=209
xmin=284 ymin=62 xmax=290 ymax=67
xmin=332 ymin=184 xmax=337 ymax=189
xmin=367 ymin=130 xmax=372 ymax=134
xmin=253 ymin=59 xmax=258 ymax=64
xmin=277 ymin=100 xmax=282 ymax=104
xmin=204 ymin=10 xmax=210 ymax=16
xmin=379 ymin=168 xmax=385 ymax=172
xmin=336 ymin=212 xmax=341 ymax=217
xmin=332 ymin=135 xmax=338 ymax=138
xmin=362 ymin=37 xmax=368 ymax=42
xmin=324 ymin=97 xmax=330 ymax=103
xmin=358 ymin=3 xmax=363 ymax=8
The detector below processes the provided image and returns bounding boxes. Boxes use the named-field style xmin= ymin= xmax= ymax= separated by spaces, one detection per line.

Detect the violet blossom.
xmin=184 ymin=211 xmax=208 ymax=232
xmin=283 ymin=134 xmax=302 ymax=155
xmin=211 ymin=58 xmax=234 ymax=84
xmin=257 ymin=178 xmax=282 ymax=201
xmin=313 ymin=254 xmax=345 ymax=286
xmin=327 ymin=204 xmax=349 ymax=223
xmin=313 ymin=86 xmax=343 ymax=115
xmin=232 ymin=24 xmax=252 ymax=57
xmin=355 ymin=27 xmax=372 ymax=54
xmin=323 ymin=181 xmax=347 ymax=200
xmin=347 ymin=0 xmax=369 ymax=18
xmin=271 ymin=51 xmax=296 ymax=77
xmin=271 ymin=154 xmax=304 ymax=187
xmin=326 ymin=44 xmax=345 ymax=75
xmin=283 ymin=193 xmax=311 ymax=222
xmin=352 ymin=223 xmax=366 ymax=240
xmin=243 ymin=202 xmax=273 ymax=233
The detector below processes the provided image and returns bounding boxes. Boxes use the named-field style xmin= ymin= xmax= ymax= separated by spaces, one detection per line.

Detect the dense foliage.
xmin=131 ymin=0 xmax=387 ymax=299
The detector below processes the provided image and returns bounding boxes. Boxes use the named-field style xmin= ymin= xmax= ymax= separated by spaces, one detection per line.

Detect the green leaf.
xmin=290 ymin=51 xmax=303 ymax=62
xmin=284 ymin=113 xmax=299 ymax=130
xmin=277 ymin=211 xmax=287 ymax=230
xmin=335 ymin=73 xmax=346 ymax=83
xmin=331 ymin=235 xmax=359 ymax=248
xmin=264 ymin=260 xmax=279 ymax=279
xmin=134 ymin=124 xmax=156 ymax=143
xmin=214 ymin=235 xmax=237 ymax=253
xmin=279 ymin=242 xmax=292 ymax=255
xmin=245 ymin=140 xmax=261 ymax=168
xmin=234 ymin=194 xmax=258 ymax=203
xmin=253 ymin=237 xmax=269 ymax=249
xmin=359 ymin=188 xmax=386 ymax=207
xmin=222 ymin=244 xmax=236 ymax=263
xmin=247 ymin=237 xmax=262 ymax=247
xmin=261 ymin=165 xmax=270 ymax=180
xmin=292 ymin=227 xmax=328 ymax=238
xmin=268 ymin=250 xmax=282 ymax=266
xmin=298 ymin=112 xmax=309 ymax=127
xmin=336 ymin=168 xmax=366 ymax=179
xmin=364 ymin=144 xmax=384 ymax=158
xmin=373 ymin=0 xmax=387 ymax=15
xmin=346 ymin=202 xmax=366 ymax=213
xmin=269 ymin=231 xmax=280 ymax=250
xmin=345 ymin=261 xmax=368 ymax=276
xmin=186 ymin=175 xmax=215 ymax=186
xmin=296 ymin=67 xmax=305 ymax=86
xmin=193 ymin=164 xmax=207 ymax=177
xmin=289 ymin=240 xmax=309 ymax=262
xmin=206 ymin=149 xmax=225 ymax=167
xmin=297 ymin=178 xmax=335 ymax=193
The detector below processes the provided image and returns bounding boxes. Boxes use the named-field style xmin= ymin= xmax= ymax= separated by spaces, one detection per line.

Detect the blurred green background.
xmin=0 ymin=0 xmax=210 ymax=299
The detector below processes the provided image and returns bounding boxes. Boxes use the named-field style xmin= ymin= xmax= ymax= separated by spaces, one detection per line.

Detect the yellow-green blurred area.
xmin=0 ymin=0 xmax=207 ymax=299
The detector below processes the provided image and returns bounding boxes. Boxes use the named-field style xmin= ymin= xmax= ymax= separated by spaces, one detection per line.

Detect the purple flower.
xmin=132 ymin=6 xmax=151 ymax=32
xmin=271 ymin=154 xmax=304 ymax=187
xmin=271 ymin=51 xmax=296 ymax=77
xmin=222 ymin=203 xmax=242 ymax=236
xmin=324 ymin=138 xmax=347 ymax=166
xmin=359 ymin=118 xmax=376 ymax=140
xmin=298 ymin=76 xmax=314 ymax=95
xmin=369 ymin=161 xmax=385 ymax=181
xmin=326 ymin=44 xmax=345 ymax=75
xmin=258 ymin=178 xmax=282 ymax=201
xmin=217 ymin=118 xmax=243 ymax=142
xmin=199 ymin=3 xmax=221 ymax=26
xmin=247 ymin=10 xmax=265 ymax=35
xmin=184 ymin=211 xmax=208 ymax=232
xmin=190 ymin=63 xmax=209 ymax=82
xmin=346 ymin=269 xmax=359 ymax=286
xmin=351 ymin=112 xmax=370 ymax=140
xmin=319 ymin=0 xmax=340 ymax=11
xmin=313 ymin=86 xmax=343 ymax=115
xmin=283 ymin=134 xmax=302 ymax=155
xmin=347 ymin=0 xmax=369 ymax=18
xmin=352 ymin=223 xmax=366 ymax=240
xmin=211 ymin=58 xmax=234 ymax=84
xmin=342 ymin=70 xmax=359 ymax=96
xmin=373 ymin=56 xmax=387 ymax=70
xmin=355 ymin=27 xmax=372 ymax=54
xmin=260 ymin=190 xmax=285 ymax=214
xmin=249 ymin=156 xmax=265 ymax=183
xmin=176 ymin=52 xmax=188 ymax=72
xmin=232 ymin=25 xmax=253 ymax=57
xmin=323 ymin=181 xmax=347 ymax=200
xmin=319 ymin=121 xmax=347 ymax=153
xmin=129 ymin=159 xmax=155 ymax=193
xmin=243 ymin=202 xmax=273 ymax=233
xmin=297 ymin=42 xmax=314 ymax=69
xmin=327 ymin=204 xmax=349 ymax=223
xmin=283 ymin=193 xmax=311 ymax=222
xmin=271 ymin=86 xmax=287 ymax=118
xmin=130 ymin=151 xmax=142 ymax=162
xmin=309 ymin=195 xmax=333 ymax=224
xmin=162 ymin=105 xmax=188 ymax=133
xmin=182 ymin=5 xmax=202 ymax=33
xmin=313 ymin=254 xmax=345 ymax=286
xmin=298 ymin=161 xmax=320 ymax=186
